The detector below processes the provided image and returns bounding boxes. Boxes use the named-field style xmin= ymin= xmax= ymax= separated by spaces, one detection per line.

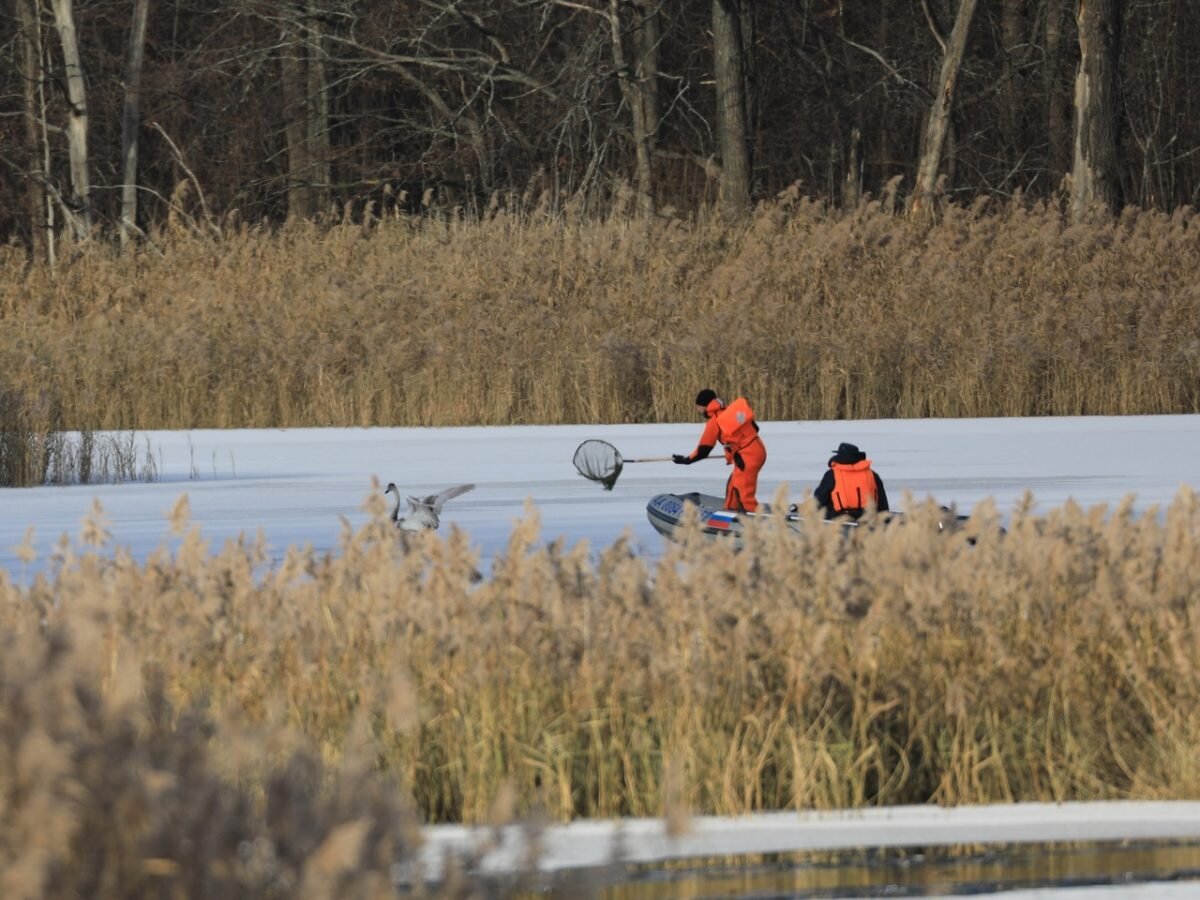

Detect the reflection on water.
xmin=537 ymin=841 xmax=1200 ymax=898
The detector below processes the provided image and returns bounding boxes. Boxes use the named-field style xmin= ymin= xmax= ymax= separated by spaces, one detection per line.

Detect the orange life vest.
xmin=712 ymin=397 xmax=759 ymax=453
xmin=830 ymin=460 xmax=878 ymax=512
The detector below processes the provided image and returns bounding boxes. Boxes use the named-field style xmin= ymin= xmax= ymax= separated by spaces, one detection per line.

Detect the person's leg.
xmin=732 ymin=467 xmax=758 ymax=512
xmin=731 ymin=442 xmax=766 ymax=512
xmin=726 ymin=483 xmax=745 ymax=512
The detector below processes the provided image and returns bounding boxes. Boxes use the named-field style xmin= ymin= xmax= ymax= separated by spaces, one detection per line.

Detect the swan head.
xmin=384 ymin=482 xmax=398 ymax=495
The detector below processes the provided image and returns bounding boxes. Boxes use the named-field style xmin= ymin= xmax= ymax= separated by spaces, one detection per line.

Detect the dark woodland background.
xmin=2 ymin=0 xmax=1196 ymax=252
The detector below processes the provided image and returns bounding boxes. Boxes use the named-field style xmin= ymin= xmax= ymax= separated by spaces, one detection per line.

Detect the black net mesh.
xmin=573 ymin=439 xmax=624 ymax=490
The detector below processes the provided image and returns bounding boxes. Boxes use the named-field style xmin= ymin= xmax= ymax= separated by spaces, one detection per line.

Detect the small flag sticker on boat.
xmin=708 ymin=512 xmax=736 ymax=530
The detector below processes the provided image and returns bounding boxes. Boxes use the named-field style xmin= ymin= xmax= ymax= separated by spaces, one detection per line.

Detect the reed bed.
xmin=1 ymin=196 xmax=1198 ymax=431
xmin=3 ymin=486 xmax=1199 ymax=885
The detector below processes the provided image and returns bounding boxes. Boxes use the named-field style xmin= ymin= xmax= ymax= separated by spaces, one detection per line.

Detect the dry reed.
xmin=3 ymin=486 xmax=1199 ymax=873
xmin=1 ymin=197 xmax=1197 ymax=430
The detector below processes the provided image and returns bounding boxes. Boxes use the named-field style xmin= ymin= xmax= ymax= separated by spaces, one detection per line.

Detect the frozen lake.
xmin=2 ymin=414 xmax=1200 ymax=578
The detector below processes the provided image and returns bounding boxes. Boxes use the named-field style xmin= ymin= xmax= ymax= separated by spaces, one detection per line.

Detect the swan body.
xmin=385 ymin=482 xmax=474 ymax=531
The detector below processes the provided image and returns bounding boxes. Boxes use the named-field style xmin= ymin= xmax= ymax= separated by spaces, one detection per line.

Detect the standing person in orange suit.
xmin=673 ymin=389 xmax=767 ymax=512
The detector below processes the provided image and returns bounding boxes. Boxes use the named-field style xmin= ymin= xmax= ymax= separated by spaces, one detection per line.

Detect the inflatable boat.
xmin=645 ymin=492 xmax=781 ymax=541
xmin=645 ymin=492 xmax=851 ymax=542
xmin=646 ymin=492 xmax=970 ymax=544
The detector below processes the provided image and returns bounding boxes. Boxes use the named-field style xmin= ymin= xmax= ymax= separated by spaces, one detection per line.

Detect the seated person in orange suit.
xmin=813 ymin=442 xmax=889 ymax=519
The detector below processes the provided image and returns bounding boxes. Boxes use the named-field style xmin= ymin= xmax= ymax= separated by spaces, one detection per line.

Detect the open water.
xmin=541 ymin=841 xmax=1200 ymax=898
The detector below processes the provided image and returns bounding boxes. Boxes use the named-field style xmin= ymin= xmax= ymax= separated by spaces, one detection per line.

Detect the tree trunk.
xmin=738 ymin=0 xmax=757 ymax=186
xmin=633 ymin=0 xmax=662 ymax=211
xmin=1043 ymin=0 xmax=1072 ymax=178
xmin=608 ymin=0 xmax=655 ymax=216
xmin=633 ymin=0 xmax=661 ymax=214
xmin=875 ymin=4 xmax=891 ymax=188
xmin=280 ymin=2 xmax=331 ymax=221
xmin=49 ymin=0 xmax=92 ymax=238
xmin=712 ymin=0 xmax=751 ymax=218
xmin=912 ymin=0 xmax=979 ymax=214
xmin=305 ymin=0 xmax=330 ymax=217
xmin=844 ymin=128 xmax=862 ymax=211
xmin=16 ymin=0 xmax=47 ymax=261
xmin=1070 ymin=0 xmax=1123 ymax=220
xmin=634 ymin=0 xmax=661 ymax=149
xmin=1001 ymin=0 xmax=1029 ymax=159
xmin=281 ymin=10 xmax=315 ymax=222
xmin=121 ymin=0 xmax=151 ymax=245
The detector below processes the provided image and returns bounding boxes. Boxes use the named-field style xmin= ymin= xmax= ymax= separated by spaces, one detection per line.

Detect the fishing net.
xmin=573 ymin=439 xmax=624 ymax=490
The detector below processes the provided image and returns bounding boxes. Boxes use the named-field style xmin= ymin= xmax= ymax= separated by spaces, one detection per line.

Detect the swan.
xmin=385 ymin=482 xmax=475 ymax=531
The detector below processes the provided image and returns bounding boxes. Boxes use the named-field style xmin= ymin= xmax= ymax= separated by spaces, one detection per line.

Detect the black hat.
xmin=830 ymin=442 xmax=866 ymax=464
xmin=695 ymin=388 xmax=717 ymax=407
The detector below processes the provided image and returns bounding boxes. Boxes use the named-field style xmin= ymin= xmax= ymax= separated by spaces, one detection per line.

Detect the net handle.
xmin=573 ymin=439 xmax=720 ymax=491
xmin=627 ymin=454 xmax=720 ymax=464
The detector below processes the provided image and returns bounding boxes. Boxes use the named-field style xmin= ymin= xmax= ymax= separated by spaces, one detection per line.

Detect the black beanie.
xmin=695 ymin=388 xmax=717 ymax=407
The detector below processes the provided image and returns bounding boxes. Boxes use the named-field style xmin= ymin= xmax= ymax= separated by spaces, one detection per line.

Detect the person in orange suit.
xmin=673 ymin=388 xmax=767 ymax=512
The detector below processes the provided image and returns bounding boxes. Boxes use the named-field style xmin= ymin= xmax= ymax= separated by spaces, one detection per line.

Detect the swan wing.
xmin=430 ymin=483 xmax=475 ymax=512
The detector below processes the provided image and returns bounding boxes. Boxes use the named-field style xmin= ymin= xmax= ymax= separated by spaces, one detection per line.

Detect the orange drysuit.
xmin=687 ymin=397 xmax=767 ymax=512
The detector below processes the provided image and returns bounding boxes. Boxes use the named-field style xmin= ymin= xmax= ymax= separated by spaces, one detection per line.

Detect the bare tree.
xmin=534 ymin=0 xmax=662 ymax=214
xmin=631 ymin=0 xmax=662 ymax=214
xmin=15 ymin=0 xmax=48 ymax=260
xmin=275 ymin=1 xmax=332 ymax=221
xmin=712 ymin=0 xmax=750 ymax=217
xmin=1042 ymin=0 xmax=1073 ymax=177
xmin=49 ymin=0 xmax=92 ymax=238
xmin=607 ymin=0 xmax=656 ymax=215
xmin=912 ymin=0 xmax=979 ymax=213
xmin=844 ymin=127 xmax=862 ymax=211
xmin=304 ymin=0 xmax=330 ymax=215
xmin=635 ymin=0 xmax=662 ymax=146
xmin=280 ymin=4 xmax=316 ymax=221
xmin=1000 ymin=0 xmax=1029 ymax=158
xmin=120 ymin=0 xmax=151 ymax=245
xmin=1070 ymin=0 xmax=1123 ymax=219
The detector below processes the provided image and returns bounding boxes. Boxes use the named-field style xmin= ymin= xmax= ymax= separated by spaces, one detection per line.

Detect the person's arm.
xmin=813 ymin=470 xmax=835 ymax=509
xmin=874 ymin=474 xmax=889 ymax=511
xmin=675 ymin=417 xmax=720 ymax=464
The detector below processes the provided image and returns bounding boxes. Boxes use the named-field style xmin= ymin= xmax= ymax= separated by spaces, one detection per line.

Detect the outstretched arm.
xmin=674 ymin=443 xmax=714 ymax=464
xmin=690 ymin=417 xmax=721 ymax=461
xmin=675 ymin=417 xmax=720 ymax=465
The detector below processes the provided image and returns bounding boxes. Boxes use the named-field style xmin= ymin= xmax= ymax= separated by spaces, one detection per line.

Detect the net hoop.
xmin=573 ymin=439 xmax=624 ymax=490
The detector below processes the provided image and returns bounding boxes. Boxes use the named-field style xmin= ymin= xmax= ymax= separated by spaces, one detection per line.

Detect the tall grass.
xmin=0 ymin=389 xmax=159 ymax=487
xmin=0 ymin=627 xmax=429 ymax=899
xmin=1 ymin=196 xmax=1198 ymax=430
xmin=4 ymin=488 xmax=1199 ymax=854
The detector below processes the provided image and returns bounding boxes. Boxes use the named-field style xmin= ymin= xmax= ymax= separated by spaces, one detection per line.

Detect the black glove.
xmin=672 ymin=454 xmax=691 ymax=465
xmin=733 ymin=451 xmax=745 ymax=470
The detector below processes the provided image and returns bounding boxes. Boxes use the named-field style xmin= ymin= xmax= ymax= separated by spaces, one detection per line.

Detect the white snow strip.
xmin=418 ymin=801 xmax=1200 ymax=877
